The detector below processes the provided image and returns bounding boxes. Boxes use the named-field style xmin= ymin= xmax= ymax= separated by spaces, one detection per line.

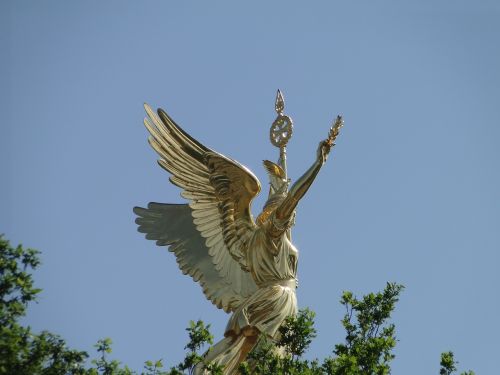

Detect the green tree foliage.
xmin=0 ymin=235 xmax=474 ymax=374
xmin=439 ymin=352 xmax=475 ymax=375
xmin=175 ymin=320 xmax=223 ymax=375
xmin=321 ymin=283 xmax=404 ymax=374
xmin=0 ymin=235 xmax=88 ymax=375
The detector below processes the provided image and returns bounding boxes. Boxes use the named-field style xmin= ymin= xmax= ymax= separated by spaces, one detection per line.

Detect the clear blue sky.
xmin=1 ymin=1 xmax=499 ymax=373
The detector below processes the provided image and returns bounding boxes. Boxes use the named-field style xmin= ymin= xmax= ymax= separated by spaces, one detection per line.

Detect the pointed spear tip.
xmin=275 ymin=89 xmax=285 ymax=113
xmin=276 ymin=89 xmax=284 ymax=100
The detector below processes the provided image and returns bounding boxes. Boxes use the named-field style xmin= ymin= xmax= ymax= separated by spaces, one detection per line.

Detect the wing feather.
xmin=134 ymin=203 xmax=257 ymax=312
xmin=135 ymin=104 xmax=261 ymax=310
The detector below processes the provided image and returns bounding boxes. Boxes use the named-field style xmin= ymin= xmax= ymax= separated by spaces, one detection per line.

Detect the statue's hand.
xmin=317 ymin=140 xmax=332 ymax=164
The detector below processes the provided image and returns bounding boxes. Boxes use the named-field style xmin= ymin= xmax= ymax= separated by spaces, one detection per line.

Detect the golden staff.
xmin=269 ymin=89 xmax=293 ymax=179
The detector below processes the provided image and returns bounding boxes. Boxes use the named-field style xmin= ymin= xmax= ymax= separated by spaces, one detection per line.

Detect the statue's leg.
xmin=194 ymin=327 xmax=259 ymax=375
xmin=237 ymin=326 xmax=259 ymax=365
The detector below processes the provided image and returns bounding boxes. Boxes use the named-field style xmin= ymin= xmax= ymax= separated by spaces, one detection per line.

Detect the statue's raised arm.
xmin=275 ymin=116 xmax=344 ymax=225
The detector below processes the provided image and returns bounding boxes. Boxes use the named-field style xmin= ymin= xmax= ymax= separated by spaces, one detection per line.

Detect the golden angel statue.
xmin=134 ymin=91 xmax=343 ymax=374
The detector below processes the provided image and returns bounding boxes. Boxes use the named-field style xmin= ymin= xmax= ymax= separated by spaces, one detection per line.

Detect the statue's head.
xmin=256 ymin=160 xmax=290 ymax=225
xmin=256 ymin=192 xmax=287 ymax=226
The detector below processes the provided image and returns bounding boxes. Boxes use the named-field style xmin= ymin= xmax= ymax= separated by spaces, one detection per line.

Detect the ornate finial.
xmin=270 ymin=90 xmax=293 ymax=149
xmin=275 ymin=89 xmax=285 ymax=114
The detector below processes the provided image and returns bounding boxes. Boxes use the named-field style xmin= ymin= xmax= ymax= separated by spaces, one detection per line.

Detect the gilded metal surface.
xmin=134 ymin=91 xmax=343 ymax=374
xmin=269 ymin=90 xmax=292 ymax=180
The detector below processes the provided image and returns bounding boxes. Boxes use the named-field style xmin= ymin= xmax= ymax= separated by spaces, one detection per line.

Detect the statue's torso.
xmin=247 ymin=226 xmax=298 ymax=287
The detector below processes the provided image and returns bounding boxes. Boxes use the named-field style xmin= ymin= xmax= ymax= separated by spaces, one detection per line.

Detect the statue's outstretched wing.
xmin=134 ymin=104 xmax=261 ymax=312
xmin=134 ymin=203 xmax=256 ymax=312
